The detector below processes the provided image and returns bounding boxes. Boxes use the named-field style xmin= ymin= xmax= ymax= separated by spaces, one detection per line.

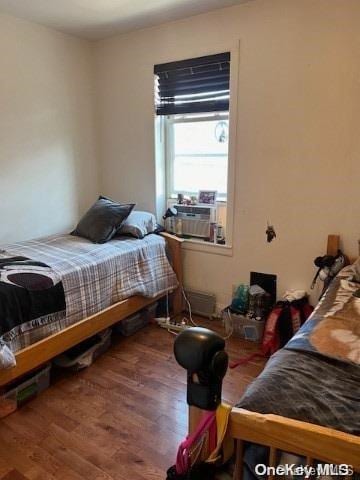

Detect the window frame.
xmin=165 ymin=112 xmax=229 ymax=201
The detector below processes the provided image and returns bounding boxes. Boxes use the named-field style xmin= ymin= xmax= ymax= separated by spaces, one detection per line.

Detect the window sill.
xmin=181 ymin=238 xmax=233 ymax=256
xmin=168 ymin=196 xmax=227 ymax=205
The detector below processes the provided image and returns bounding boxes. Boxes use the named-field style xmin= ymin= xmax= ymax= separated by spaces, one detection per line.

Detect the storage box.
xmin=54 ymin=329 xmax=112 ymax=371
xmin=222 ymin=307 xmax=265 ymax=343
xmin=114 ymin=302 xmax=158 ymax=336
xmin=145 ymin=301 xmax=158 ymax=321
xmin=0 ymin=363 xmax=51 ymax=418
xmin=114 ymin=310 xmax=149 ymax=336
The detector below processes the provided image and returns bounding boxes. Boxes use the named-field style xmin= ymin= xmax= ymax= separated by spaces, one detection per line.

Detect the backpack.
xmin=275 ymin=297 xmax=314 ymax=349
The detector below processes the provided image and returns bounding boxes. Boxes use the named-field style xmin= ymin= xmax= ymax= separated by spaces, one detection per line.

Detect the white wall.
xmin=0 ymin=14 xmax=98 ymax=243
xmin=95 ymin=0 xmax=360 ymax=308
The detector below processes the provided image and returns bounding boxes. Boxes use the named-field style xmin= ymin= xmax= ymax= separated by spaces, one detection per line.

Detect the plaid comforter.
xmin=0 ymin=233 xmax=178 ymax=364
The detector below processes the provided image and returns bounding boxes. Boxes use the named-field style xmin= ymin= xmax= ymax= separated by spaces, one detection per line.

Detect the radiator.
xmin=184 ymin=289 xmax=216 ymax=318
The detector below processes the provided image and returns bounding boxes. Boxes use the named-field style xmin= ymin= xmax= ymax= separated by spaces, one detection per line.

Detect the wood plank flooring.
xmin=0 ymin=317 xmax=266 ymax=480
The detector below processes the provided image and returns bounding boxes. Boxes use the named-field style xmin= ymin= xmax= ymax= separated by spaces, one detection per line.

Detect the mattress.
xmin=0 ymin=233 xmax=178 ymax=366
xmin=237 ymin=348 xmax=360 ymax=435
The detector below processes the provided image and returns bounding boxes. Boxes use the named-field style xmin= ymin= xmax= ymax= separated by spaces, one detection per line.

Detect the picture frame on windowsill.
xmin=198 ymin=190 xmax=217 ymax=205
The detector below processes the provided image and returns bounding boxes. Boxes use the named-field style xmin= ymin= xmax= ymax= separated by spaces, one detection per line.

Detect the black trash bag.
xmin=166 ymin=463 xmax=216 ymax=480
xmin=166 ymin=465 xmax=185 ymax=480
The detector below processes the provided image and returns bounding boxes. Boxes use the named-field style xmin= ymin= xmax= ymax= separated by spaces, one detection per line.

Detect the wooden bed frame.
xmin=188 ymin=401 xmax=360 ymax=476
xmin=231 ymin=409 xmax=360 ymax=478
xmin=0 ymin=232 xmax=184 ymax=388
xmin=191 ymin=234 xmax=360 ymax=478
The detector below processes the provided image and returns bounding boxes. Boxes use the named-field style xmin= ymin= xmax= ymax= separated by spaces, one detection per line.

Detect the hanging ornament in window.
xmin=215 ymin=121 xmax=228 ymax=143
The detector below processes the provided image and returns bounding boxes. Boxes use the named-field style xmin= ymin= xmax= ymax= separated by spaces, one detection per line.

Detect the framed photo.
xmin=198 ymin=190 xmax=217 ymax=205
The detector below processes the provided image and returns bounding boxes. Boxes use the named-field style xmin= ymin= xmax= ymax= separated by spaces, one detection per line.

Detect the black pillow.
xmin=72 ymin=197 xmax=135 ymax=243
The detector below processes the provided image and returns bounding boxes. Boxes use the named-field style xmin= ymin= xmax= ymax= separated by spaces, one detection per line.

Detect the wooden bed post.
xmin=160 ymin=232 xmax=184 ymax=317
xmin=233 ymin=440 xmax=245 ymax=480
xmin=327 ymin=234 xmax=340 ymax=256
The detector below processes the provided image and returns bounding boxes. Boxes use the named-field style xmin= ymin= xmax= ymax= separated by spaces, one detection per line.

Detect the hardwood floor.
xmin=0 ymin=317 xmax=266 ymax=480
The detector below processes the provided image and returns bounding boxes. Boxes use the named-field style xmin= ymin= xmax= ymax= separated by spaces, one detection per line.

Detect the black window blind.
xmin=154 ymin=52 xmax=230 ymax=115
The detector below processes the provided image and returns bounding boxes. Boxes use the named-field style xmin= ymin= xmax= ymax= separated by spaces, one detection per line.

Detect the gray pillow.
xmin=72 ymin=197 xmax=135 ymax=243
xmin=117 ymin=210 xmax=157 ymax=239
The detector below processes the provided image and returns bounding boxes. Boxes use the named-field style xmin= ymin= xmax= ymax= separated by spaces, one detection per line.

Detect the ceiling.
xmin=0 ymin=0 xmax=250 ymax=40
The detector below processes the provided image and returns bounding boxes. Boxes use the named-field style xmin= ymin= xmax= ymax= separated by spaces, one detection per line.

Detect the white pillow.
xmin=117 ymin=211 xmax=157 ymax=239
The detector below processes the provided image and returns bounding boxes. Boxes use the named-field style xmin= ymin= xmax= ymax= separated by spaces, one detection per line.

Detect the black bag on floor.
xmin=166 ymin=463 xmax=216 ymax=480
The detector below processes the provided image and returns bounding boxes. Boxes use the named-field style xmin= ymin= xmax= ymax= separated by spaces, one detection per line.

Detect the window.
xmin=154 ymin=52 xmax=234 ymax=249
xmin=166 ymin=113 xmax=229 ymax=200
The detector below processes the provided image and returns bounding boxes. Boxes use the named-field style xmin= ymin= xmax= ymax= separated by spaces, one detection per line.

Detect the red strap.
xmin=229 ymin=352 xmax=266 ymax=369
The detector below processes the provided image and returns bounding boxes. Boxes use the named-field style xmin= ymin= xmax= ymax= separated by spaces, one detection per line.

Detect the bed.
xmin=0 ymin=231 xmax=183 ymax=387
xmin=231 ymin=258 xmax=360 ymax=478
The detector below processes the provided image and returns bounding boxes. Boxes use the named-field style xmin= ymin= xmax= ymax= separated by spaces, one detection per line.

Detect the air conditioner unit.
xmin=174 ymin=204 xmax=216 ymax=239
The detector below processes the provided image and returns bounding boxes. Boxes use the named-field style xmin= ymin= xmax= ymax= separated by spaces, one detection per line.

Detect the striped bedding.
xmin=0 ymin=233 xmax=178 ymax=367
